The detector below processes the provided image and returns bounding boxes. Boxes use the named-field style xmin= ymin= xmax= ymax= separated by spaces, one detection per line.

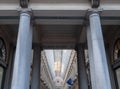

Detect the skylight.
xmin=44 ymin=49 xmax=72 ymax=78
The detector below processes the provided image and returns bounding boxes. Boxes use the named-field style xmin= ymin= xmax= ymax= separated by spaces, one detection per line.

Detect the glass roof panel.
xmin=44 ymin=50 xmax=55 ymax=78
xmin=61 ymin=50 xmax=72 ymax=77
xmin=44 ymin=49 xmax=72 ymax=79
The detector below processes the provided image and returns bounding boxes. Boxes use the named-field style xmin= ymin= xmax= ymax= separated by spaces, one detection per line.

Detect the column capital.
xmin=88 ymin=8 xmax=103 ymax=14
xmin=18 ymin=8 xmax=32 ymax=16
xmin=86 ymin=8 xmax=103 ymax=19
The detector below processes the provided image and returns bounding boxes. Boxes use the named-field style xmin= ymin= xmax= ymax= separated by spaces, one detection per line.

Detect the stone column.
xmin=76 ymin=44 xmax=88 ymax=89
xmin=31 ymin=46 xmax=41 ymax=89
xmin=11 ymin=9 xmax=32 ymax=89
xmin=87 ymin=12 xmax=112 ymax=89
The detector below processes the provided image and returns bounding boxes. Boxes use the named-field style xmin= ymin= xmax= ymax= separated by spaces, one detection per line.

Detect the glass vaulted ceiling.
xmin=44 ymin=50 xmax=72 ymax=78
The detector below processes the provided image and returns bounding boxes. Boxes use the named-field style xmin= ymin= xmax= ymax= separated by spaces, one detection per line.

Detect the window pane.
xmin=116 ymin=68 xmax=120 ymax=89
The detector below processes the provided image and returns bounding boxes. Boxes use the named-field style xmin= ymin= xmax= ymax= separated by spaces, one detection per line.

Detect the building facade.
xmin=0 ymin=0 xmax=120 ymax=89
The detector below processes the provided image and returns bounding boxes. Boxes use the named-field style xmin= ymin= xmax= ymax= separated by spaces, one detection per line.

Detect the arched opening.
xmin=113 ymin=38 xmax=120 ymax=89
xmin=0 ymin=37 xmax=7 ymax=89
xmin=43 ymin=49 xmax=78 ymax=89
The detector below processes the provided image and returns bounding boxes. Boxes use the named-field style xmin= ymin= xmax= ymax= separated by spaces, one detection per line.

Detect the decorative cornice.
xmin=90 ymin=0 xmax=100 ymax=8
xmin=20 ymin=0 xmax=29 ymax=8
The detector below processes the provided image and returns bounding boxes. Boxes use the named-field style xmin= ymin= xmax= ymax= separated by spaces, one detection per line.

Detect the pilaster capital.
xmin=33 ymin=44 xmax=43 ymax=51
xmin=75 ymin=43 xmax=85 ymax=51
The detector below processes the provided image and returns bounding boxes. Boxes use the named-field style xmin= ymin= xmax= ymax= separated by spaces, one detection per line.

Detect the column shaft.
xmin=87 ymin=13 xmax=112 ymax=89
xmin=31 ymin=47 xmax=41 ymax=89
xmin=11 ymin=10 xmax=32 ymax=89
xmin=76 ymin=44 xmax=88 ymax=89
